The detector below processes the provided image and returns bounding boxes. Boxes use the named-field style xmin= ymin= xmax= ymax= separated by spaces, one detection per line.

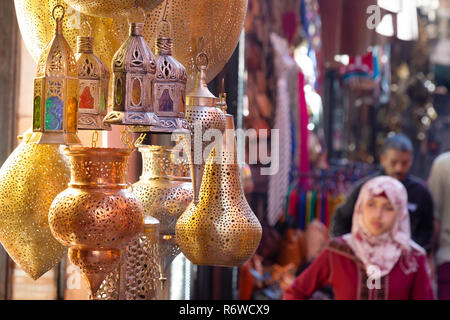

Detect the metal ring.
xmin=52 ymin=4 xmax=65 ymax=21
xmin=195 ymin=52 xmax=209 ymax=71
xmin=156 ymin=19 xmax=172 ymax=37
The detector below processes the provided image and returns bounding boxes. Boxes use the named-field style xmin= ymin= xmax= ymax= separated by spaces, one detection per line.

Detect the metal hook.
xmin=162 ymin=0 xmax=169 ymax=21
xmin=52 ymin=4 xmax=65 ymax=21
xmin=199 ymin=36 xmax=205 ymax=54
xmin=126 ymin=5 xmax=147 ymax=26
xmin=81 ymin=18 xmax=92 ymax=37
xmin=156 ymin=0 xmax=172 ymax=38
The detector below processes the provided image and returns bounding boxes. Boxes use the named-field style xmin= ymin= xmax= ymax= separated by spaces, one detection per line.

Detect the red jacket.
xmin=283 ymin=237 xmax=435 ymax=300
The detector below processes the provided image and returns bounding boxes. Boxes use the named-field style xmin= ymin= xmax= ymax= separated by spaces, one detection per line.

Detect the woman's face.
xmin=362 ymin=196 xmax=398 ymax=236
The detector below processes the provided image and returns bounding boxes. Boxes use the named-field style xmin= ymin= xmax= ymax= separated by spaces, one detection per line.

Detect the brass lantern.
xmin=75 ymin=24 xmax=111 ymax=130
xmin=132 ymin=145 xmax=193 ymax=287
xmin=176 ymin=107 xmax=262 ymax=266
xmin=29 ymin=5 xmax=80 ymax=145
xmin=103 ymin=22 xmax=156 ymax=131
xmin=0 ymin=132 xmax=69 ymax=280
xmin=183 ymin=52 xmax=226 ymax=203
xmin=152 ymin=20 xmax=189 ymax=134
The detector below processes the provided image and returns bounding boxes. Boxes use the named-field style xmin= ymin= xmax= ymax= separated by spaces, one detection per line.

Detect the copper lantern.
xmin=48 ymin=147 xmax=144 ymax=296
xmin=29 ymin=5 xmax=80 ymax=145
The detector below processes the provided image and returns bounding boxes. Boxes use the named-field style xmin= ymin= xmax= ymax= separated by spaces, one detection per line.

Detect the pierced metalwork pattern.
xmin=63 ymin=0 xmax=163 ymax=18
xmin=122 ymin=231 xmax=160 ymax=300
xmin=158 ymin=235 xmax=180 ymax=280
xmin=176 ymin=152 xmax=262 ymax=266
xmin=15 ymin=0 xmax=247 ymax=91
xmin=133 ymin=146 xmax=193 ymax=236
xmin=132 ymin=146 xmax=192 ymax=281
xmin=49 ymin=147 xmax=144 ymax=294
xmin=183 ymin=106 xmax=227 ymax=202
xmin=96 ymin=267 xmax=119 ymax=300
xmin=176 ymin=117 xmax=262 ymax=267
xmin=0 ymin=137 xmax=69 ymax=280
xmin=96 ymin=220 xmax=160 ymax=300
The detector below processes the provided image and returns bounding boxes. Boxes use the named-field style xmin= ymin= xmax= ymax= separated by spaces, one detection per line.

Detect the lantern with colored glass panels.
xmin=75 ymin=24 xmax=111 ymax=130
xmin=103 ymin=22 xmax=157 ymax=131
xmin=29 ymin=5 xmax=80 ymax=145
xmin=103 ymin=20 xmax=189 ymax=134
xmin=152 ymin=19 xmax=189 ymax=134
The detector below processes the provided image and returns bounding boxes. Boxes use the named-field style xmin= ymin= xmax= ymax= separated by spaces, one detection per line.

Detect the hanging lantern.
xmin=151 ymin=18 xmax=189 ymax=134
xmin=0 ymin=132 xmax=69 ymax=280
xmin=103 ymin=21 xmax=156 ymax=131
xmin=75 ymin=23 xmax=111 ymax=130
xmin=29 ymin=4 xmax=80 ymax=145
xmin=48 ymin=147 xmax=144 ymax=296
xmin=103 ymin=19 xmax=189 ymax=134
xmin=183 ymin=52 xmax=226 ymax=204
xmin=132 ymin=145 xmax=193 ymax=287
xmin=176 ymin=107 xmax=262 ymax=266
xmin=96 ymin=216 xmax=160 ymax=300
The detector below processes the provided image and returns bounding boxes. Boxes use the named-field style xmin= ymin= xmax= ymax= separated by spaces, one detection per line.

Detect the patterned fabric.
xmin=343 ymin=176 xmax=425 ymax=278
xmin=267 ymin=33 xmax=294 ymax=227
xmin=298 ymin=72 xmax=310 ymax=190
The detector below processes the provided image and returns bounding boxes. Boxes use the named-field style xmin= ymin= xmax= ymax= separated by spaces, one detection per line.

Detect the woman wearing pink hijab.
xmin=283 ymin=176 xmax=434 ymax=300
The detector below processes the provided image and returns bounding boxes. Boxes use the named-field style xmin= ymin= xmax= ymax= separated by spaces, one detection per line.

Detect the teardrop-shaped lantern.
xmin=0 ymin=132 xmax=69 ymax=279
xmin=48 ymin=147 xmax=144 ymax=296
xmin=75 ymin=23 xmax=111 ymax=130
xmin=29 ymin=5 xmax=80 ymax=145
xmin=176 ymin=110 xmax=262 ymax=266
xmin=183 ymin=52 xmax=226 ymax=204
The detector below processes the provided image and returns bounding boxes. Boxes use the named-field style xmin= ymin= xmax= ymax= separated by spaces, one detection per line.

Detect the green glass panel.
xmin=116 ymin=78 xmax=122 ymax=106
xmin=33 ymin=96 xmax=41 ymax=130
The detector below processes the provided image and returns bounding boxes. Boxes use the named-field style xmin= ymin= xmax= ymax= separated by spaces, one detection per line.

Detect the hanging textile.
xmin=267 ymin=33 xmax=295 ymax=227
